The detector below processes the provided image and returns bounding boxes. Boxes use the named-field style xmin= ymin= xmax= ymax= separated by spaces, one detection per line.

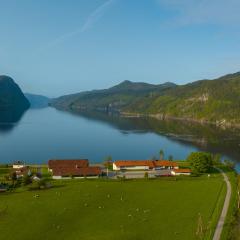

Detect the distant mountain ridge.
xmin=25 ymin=93 xmax=50 ymax=108
xmin=0 ymin=75 xmax=30 ymax=111
xmin=51 ymin=80 xmax=176 ymax=111
xmin=51 ymin=72 xmax=240 ymax=127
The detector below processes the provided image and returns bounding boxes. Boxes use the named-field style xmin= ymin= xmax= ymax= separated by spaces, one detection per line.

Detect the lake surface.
xmin=0 ymin=107 xmax=240 ymax=171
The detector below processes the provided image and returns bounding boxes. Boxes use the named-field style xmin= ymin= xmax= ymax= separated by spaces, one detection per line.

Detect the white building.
xmin=113 ymin=160 xmax=154 ymax=171
xmin=113 ymin=160 xmax=179 ymax=171
xmin=171 ymin=169 xmax=191 ymax=176
xmin=13 ymin=161 xmax=25 ymax=169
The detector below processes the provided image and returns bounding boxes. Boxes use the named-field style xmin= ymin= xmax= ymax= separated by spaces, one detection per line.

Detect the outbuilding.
xmin=171 ymin=169 xmax=192 ymax=176
xmin=48 ymin=159 xmax=102 ymax=179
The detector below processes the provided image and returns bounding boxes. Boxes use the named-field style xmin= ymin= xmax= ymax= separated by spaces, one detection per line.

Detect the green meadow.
xmin=0 ymin=174 xmax=226 ymax=240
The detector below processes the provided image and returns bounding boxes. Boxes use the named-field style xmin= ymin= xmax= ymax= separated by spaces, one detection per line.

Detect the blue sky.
xmin=0 ymin=0 xmax=240 ymax=97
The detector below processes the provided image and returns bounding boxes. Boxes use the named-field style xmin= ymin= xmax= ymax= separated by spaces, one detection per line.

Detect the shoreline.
xmin=53 ymin=106 xmax=240 ymax=129
xmin=120 ymin=111 xmax=240 ymax=129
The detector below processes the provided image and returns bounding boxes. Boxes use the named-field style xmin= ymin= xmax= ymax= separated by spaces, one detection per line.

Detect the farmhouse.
xmin=48 ymin=159 xmax=89 ymax=171
xmin=48 ymin=159 xmax=102 ymax=179
xmin=113 ymin=160 xmax=154 ymax=171
xmin=153 ymin=160 xmax=179 ymax=170
xmin=12 ymin=160 xmax=25 ymax=169
xmin=113 ymin=160 xmax=179 ymax=171
xmin=13 ymin=166 xmax=31 ymax=178
xmin=171 ymin=169 xmax=192 ymax=176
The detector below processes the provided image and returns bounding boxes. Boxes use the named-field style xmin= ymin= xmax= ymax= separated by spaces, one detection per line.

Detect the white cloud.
xmin=158 ymin=0 xmax=240 ymax=27
xmin=37 ymin=0 xmax=117 ymax=52
xmin=81 ymin=0 xmax=116 ymax=32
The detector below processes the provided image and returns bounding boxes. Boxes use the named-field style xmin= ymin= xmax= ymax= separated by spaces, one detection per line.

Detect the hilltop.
xmin=51 ymin=80 xmax=176 ymax=111
xmin=0 ymin=75 xmax=30 ymax=111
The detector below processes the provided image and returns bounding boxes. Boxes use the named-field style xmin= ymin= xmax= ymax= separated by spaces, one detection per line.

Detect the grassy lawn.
xmin=221 ymin=168 xmax=239 ymax=240
xmin=0 ymin=174 xmax=226 ymax=240
xmin=0 ymin=166 xmax=10 ymax=182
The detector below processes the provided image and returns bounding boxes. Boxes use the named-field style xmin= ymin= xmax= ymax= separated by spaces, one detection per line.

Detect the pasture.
xmin=0 ymin=174 xmax=226 ymax=240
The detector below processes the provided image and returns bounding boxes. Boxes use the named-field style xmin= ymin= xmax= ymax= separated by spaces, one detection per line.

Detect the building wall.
xmin=52 ymin=175 xmax=99 ymax=179
xmin=113 ymin=163 xmax=149 ymax=171
xmin=176 ymin=172 xmax=191 ymax=176
xmin=113 ymin=163 xmax=119 ymax=171
xmin=52 ymin=176 xmax=63 ymax=179
xmin=171 ymin=171 xmax=190 ymax=176
xmin=13 ymin=164 xmax=24 ymax=169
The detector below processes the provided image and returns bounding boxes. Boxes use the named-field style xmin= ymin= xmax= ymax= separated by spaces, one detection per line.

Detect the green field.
xmin=0 ymin=174 xmax=226 ymax=240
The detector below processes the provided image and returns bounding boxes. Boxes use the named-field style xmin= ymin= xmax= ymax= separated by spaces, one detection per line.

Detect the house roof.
xmin=153 ymin=160 xmax=178 ymax=167
xmin=114 ymin=160 xmax=155 ymax=168
xmin=48 ymin=159 xmax=89 ymax=169
xmin=52 ymin=167 xmax=101 ymax=177
xmin=114 ymin=160 xmax=178 ymax=168
xmin=13 ymin=160 xmax=24 ymax=165
xmin=172 ymin=168 xmax=192 ymax=173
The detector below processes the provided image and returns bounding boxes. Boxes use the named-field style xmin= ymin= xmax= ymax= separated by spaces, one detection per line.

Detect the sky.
xmin=0 ymin=0 xmax=240 ymax=97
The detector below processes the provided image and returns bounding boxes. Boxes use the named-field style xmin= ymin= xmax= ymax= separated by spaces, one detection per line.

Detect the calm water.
xmin=0 ymin=107 xmax=240 ymax=171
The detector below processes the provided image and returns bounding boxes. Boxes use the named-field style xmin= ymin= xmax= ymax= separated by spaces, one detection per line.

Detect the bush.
xmin=212 ymin=153 xmax=222 ymax=166
xmin=224 ymin=159 xmax=236 ymax=169
xmin=22 ymin=174 xmax=32 ymax=186
xmin=28 ymin=178 xmax=52 ymax=190
xmin=187 ymin=152 xmax=213 ymax=174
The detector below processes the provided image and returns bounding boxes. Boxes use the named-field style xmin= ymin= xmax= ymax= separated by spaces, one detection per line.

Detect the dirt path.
xmin=213 ymin=168 xmax=232 ymax=240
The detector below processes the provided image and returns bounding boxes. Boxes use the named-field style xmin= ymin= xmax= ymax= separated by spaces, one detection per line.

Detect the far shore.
xmin=121 ymin=111 xmax=240 ymax=129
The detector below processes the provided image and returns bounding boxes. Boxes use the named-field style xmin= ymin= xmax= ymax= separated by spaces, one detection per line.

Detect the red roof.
xmin=52 ymin=167 xmax=101 ymax=177
xmin=172 ymin=169 xmax=192 ymax=173
xmin=114 ymin=160 xmax=155 ymax=168
xmin=114 ymin=160 xmax=178 ymax=168
xmin=48 ymin=159 xmax=101 ymax=177
xmin=153 ymin=160 xmax=178 ymax=167
xmin=48 ymin=159 xmax=89 ymax=169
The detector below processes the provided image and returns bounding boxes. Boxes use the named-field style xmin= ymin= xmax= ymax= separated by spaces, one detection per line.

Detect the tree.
xmin=37 ymin=178 xmax=49 ymax=189
xmin=187 ymin=152 xmax=213 ymax=174
xmin=159 ymin=149 xmax=164 ymax=160
xmin=224 ymin=159 xmax=236 ymax=169
xmin=104 ymin=156 xmax=113 ymax=169
xmin=212 ymin=153 xmax=221 ymax=166
xmin=168 ymin=155 xmax=173 ymax=161
xmin=10 ymin=172 xmax=17 ymax=185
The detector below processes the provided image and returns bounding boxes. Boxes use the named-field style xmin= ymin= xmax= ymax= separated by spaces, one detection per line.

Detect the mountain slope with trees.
xmin=0 ymin=75 xmax=30 ymax=111
xmin=51 ymin=81 xmax=176 ymax=111
xmin=124 ymin=72 xmax=240 ymax=126
xmin=51 ymin=72 xmax=240 ymax=127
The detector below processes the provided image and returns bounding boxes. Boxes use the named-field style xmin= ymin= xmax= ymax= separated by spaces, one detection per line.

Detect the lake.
xmin=0 ymin=107 xmax=240 ymax=171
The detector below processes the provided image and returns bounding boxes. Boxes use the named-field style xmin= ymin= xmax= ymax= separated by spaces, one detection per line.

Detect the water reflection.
xmin=0 ymin=108 xmax=27 ymax=132
xmin=67 ymin=109 xmax=240 ymax=163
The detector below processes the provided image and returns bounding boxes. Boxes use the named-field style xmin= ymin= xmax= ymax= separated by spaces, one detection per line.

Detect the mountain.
xmin=51 ymin=81 xmax=176 ymax=111
xmin=0 ymin=75 xmax=30 ymax=111
xmin=51 ymin=72 xmax=240 ymax=127
xmin=124 ymin=72 xmax=240 ymax=126
xmin=25 ymin=93 xmax=50 ymax=108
